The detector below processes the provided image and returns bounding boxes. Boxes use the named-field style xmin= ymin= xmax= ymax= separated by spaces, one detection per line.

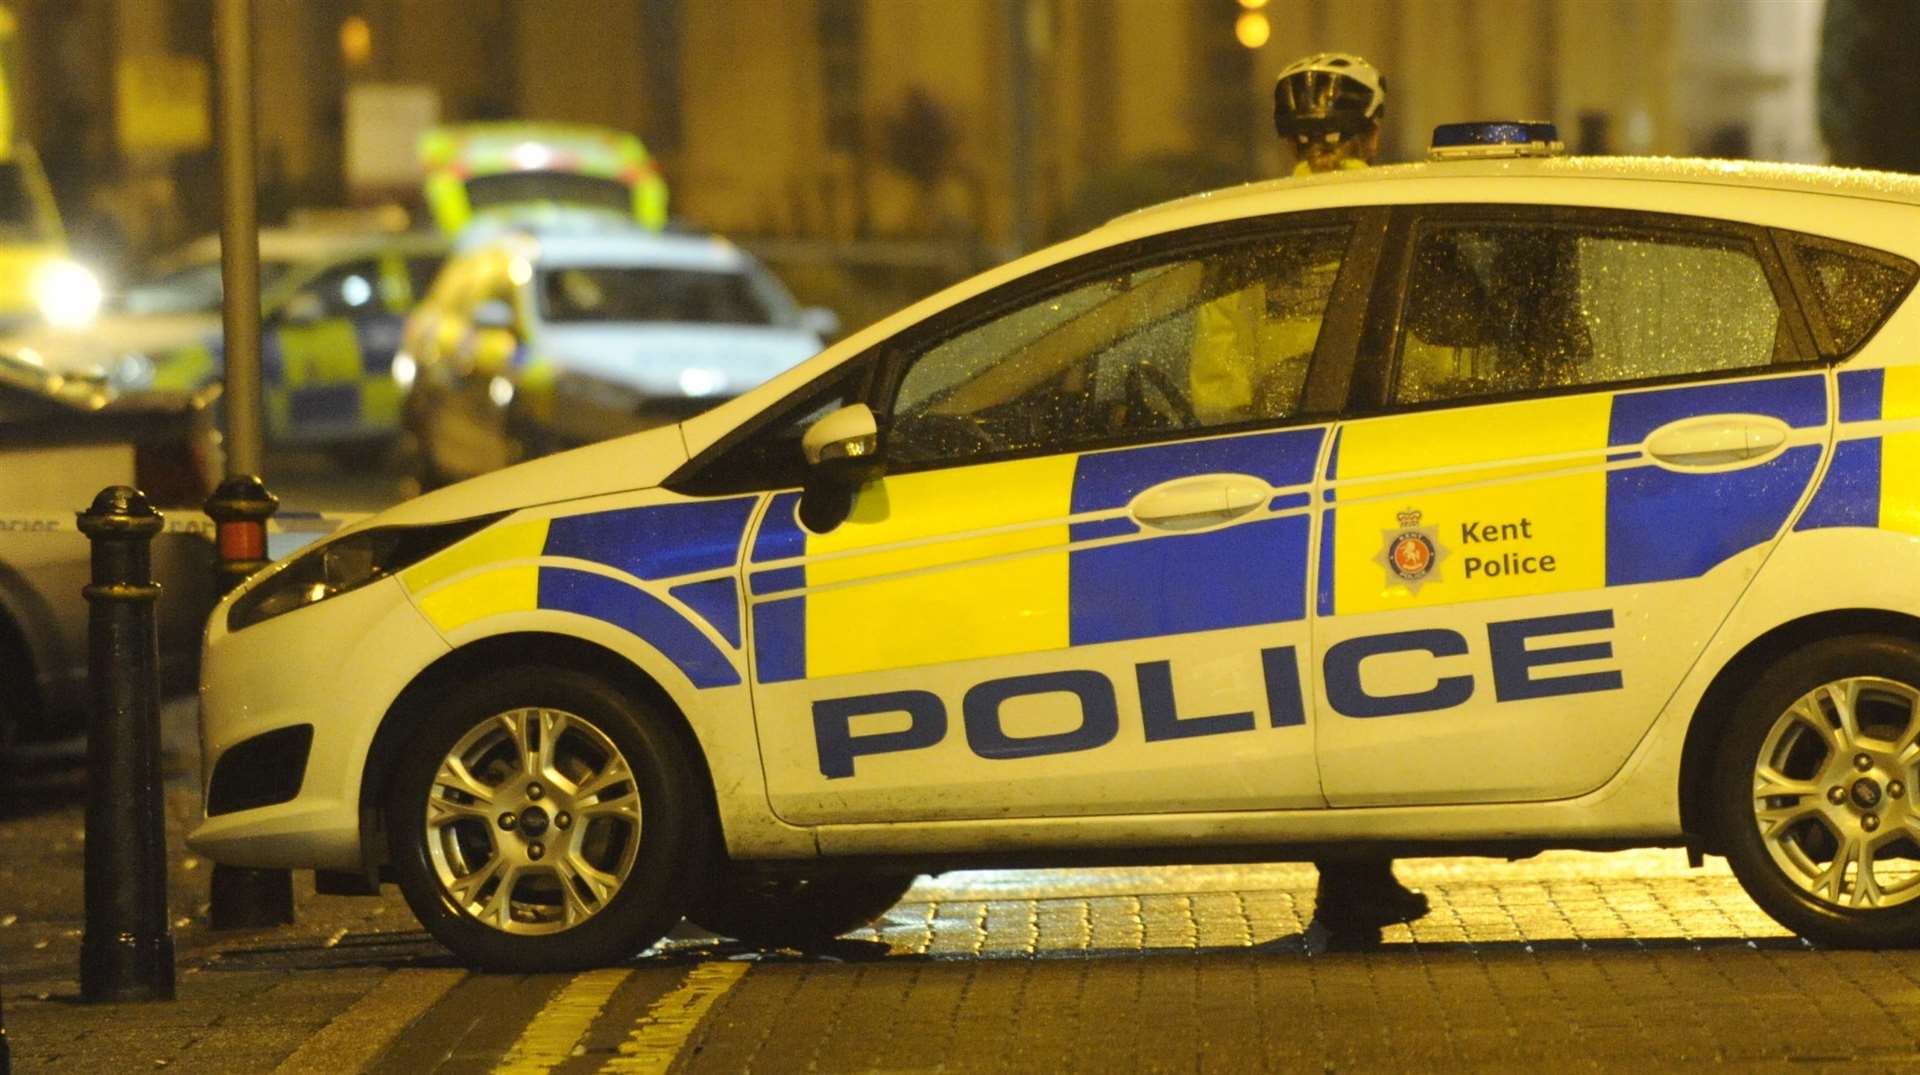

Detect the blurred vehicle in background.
xmin=0 ymin=9 xmax=104 ymax=334
xmin=2 ymin=223 xmax=446 ymax=465
xmin=0 ymin=351 xmax=219 ymax=749
xmin=420 ymin=121 xmax=668 ymax=237
xmin=400 ymin=219 xmax=835 ymax=487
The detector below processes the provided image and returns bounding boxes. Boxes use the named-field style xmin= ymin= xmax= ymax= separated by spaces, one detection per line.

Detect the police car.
xmin=190 ymin=124 xmax=1920 ymax=969
xmin=399 ymin=221 xmax=834 ymax=487
xmin=6 ymin=226 xmax=446 ymax=461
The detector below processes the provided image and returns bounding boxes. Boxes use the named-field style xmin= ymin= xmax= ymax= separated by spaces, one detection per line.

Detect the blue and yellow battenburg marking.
xmin=1326 ymin=372 xmax=1829 ymax=615
xmin=399 ymin=498 xmax=757 ymax=689
xmin=748 ymin=427 xmax=1325 ymax=684
xmin=1797 ymin=366 xmax=1920 ymax=535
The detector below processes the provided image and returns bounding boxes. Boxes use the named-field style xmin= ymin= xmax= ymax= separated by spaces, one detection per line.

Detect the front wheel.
xmin=1711 ymin=635 xmax=1920 ymax=948
xmin=385 ymin=667 xmax=712 ymax=970
xmin=688 ymin=870 xmax=918 ymax=949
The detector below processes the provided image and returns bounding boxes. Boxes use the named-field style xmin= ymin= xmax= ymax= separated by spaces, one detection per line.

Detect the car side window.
xmin=672 ymin=362 xmax=872 ymax=494
xmin=1783 ymin=233 xmax=1918 ymax=357
xmin=297 ymin=259 xmax=385 ymax=319
xmin=1393 ymin=219 xmax=1789 ymax=406
xmin=886 ymin=226 xmax=1350 ymax=468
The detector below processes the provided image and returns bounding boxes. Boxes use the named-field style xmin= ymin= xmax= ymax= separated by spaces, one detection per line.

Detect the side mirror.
xmin=799 ymin=403 xmax=883 ymax=532
xmin=472 ymin=298 xmax=516 ymax=332
xmin=798 ymin=305 xmax=841 ymax=340
xmin=803 ymin=402 xmax=879 ymax=466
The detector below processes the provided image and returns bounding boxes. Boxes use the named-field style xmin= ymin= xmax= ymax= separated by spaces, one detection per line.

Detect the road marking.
xmin=600 ymin=961 xmax=749 ymax=1074
xmin=271 ymin=968 xmax=465 ymax=1075
xmin=493 ymin=967 xmax=634 ymax=1074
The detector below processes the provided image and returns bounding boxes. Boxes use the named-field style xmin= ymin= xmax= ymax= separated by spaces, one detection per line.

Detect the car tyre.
xmin=1711 ymin=634 xmax=1920 ymax=948
xmin=385 ymin=666 xmax=713 ymax=970
xmin=688 ymin=870 xmax=918 ymax=949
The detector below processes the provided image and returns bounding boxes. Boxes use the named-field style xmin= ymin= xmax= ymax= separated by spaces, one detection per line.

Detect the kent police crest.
xmin=1377 ymin=508 xmax=1446 ymax=592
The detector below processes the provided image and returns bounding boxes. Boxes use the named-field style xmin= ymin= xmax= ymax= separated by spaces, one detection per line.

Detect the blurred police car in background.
xmin=0 ymin=223 xmax=446 ymax=466
xmin=399 ymin=220 xmax=834 ymax=487
xmin=0 ymin=351 xmax=218 ymax=752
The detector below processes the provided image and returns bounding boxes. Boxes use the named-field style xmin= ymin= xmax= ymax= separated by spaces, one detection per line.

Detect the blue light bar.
xmin=1429 ymin=121 xmax=1565 ymax=161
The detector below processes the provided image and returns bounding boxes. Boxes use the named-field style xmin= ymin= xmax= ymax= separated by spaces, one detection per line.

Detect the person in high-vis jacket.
xmin=1195 ymin=52 xmax=1432 ymax=939
xmin=1188 ymin=53 xmax=1391 ymax=427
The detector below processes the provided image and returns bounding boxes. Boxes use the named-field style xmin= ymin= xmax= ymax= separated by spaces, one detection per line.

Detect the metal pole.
xmin=1004 ymin=0 xmax=1036 ymax=257
xmin=76 ymin=487 xmax=175 ymax=1004
xmin=217 ymin=0 xmax=263 ymax=476
xmin=203 ymin=476 xmax=294 ymax=930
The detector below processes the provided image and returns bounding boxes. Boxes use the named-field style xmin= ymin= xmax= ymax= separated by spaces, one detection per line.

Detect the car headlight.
xmin=227 ymin=514 xmax=504 ymax=633
xmin=109 ymin=351 xmax=155 ymax=391
xmin=32 ymin=259 xmax=104 ymax=328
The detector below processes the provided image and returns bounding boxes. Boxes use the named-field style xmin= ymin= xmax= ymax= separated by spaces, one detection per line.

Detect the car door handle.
xmin=1644 ymin=414 xmax=1790 ymax=469
xmin=1128 ymin=474 xmax=1273 ymax=531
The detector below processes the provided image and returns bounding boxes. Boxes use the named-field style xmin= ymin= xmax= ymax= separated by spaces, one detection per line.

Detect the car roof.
xmin=162 ymin=228 xmax=446 ymax=270
xmin=1121 ymin=155 xmax=1920 ymax=227
xmin=482 ymin=228 xmax=752 ymax=273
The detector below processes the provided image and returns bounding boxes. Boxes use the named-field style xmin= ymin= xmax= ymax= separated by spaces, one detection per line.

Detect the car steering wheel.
xmin=1125 ymin=361 xmax=1197 ymax=429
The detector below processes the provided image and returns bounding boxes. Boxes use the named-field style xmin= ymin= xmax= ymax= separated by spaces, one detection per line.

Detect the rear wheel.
xmin=688 ymin=870 xmax=917 ymax=949
xmin=1712 ymin=635 xmax=1920 ymax=947
xmin=385 ymin=667 xmax=712 ymax=970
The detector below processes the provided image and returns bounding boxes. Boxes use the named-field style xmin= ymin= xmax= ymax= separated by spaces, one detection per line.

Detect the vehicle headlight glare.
xmin=109 ymin=351 xmax=156 ymax=391
xmin=392 ymin=352 xmax=417 ymax=389
xmin=33 ymin=259 xmax=104 ymax=328
xmin=678 ymin=367 xmax=726 ymax=398
xmin=489 ymin=375 xmax=515 ymax=407
xmin=226 ymin=514 xmax=504 ymax=632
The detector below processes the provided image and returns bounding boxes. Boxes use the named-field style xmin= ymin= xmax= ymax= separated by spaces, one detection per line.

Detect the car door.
xmin=1312 ymin=205 xmax=1829 ymax=806
xmin=268 ymin=257 xmax=386 ymax=442
xmin=738 ymin=211 xmax=1382 ymax=825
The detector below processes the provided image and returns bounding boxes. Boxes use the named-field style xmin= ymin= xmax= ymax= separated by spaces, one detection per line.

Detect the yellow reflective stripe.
xmin=1331 ymin=393 xmax=1611 ymax=614
xmin=267 ymin=386 xmax=292 ymax=439
xmin=150 ymin=344 xmax=215 ymax=390
xmin=360 ymin=375 xmax=401 ymax=428
xmin=415 ymin=566 xmax=537 ymax=633
xmin=402 ymin=518 xmax=549 ymax=594
xmin=278 ymin=319 xmax=362 ymax=385
xmin=1881 ymin=367 xmax=1920 ymax=534
xmin=804 ymin=455 xmax=1074 ymax=678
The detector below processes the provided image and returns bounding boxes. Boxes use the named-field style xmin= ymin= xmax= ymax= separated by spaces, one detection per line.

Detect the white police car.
xmin=191 ymin=125 xmax=1920 ymax=969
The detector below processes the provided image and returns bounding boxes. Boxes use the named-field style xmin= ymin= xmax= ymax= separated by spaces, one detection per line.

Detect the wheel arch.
xmin=1678 ymin=607 xmax=1920 ymax=848
xmin=356 ymin=630 xmax=721 ymax=875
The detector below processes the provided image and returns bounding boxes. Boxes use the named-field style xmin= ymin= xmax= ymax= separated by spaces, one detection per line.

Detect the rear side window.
xmin=1393 ymin=219 xmax=1790 ymax=406
xmin=1784 ymin=234 xmax=1918 ymax=357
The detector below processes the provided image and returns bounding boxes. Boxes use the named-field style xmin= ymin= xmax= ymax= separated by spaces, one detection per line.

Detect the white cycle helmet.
xmin=1274 ymin=52 xmax=1387 ymax=142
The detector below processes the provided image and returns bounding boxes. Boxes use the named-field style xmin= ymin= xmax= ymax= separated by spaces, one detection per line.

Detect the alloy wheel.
xmin=1751 ymin=676 xmax=1920 ymax=910
xmin=425 ymin=706 xmax=643 ymax=935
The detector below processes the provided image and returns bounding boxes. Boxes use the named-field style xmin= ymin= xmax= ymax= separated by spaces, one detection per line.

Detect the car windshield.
xmin=536 ymin=265 xmax=774 ymax=325
xmin=466 ymin=172 xmax=633 ymax=215
xmin=0 ymin=162 xmax=47 ymax=240
xmin=120 ymin=259 xmax=298 ymax=316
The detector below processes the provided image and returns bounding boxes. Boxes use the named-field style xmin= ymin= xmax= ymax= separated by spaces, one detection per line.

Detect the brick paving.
xmin=8 ymin=704 xmax=1920 ymax=1070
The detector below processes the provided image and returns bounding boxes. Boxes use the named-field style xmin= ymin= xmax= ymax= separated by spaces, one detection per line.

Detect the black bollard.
xmin=77 ymin=486 xmax=175 ymax=1003
xmin=202 ymin=475 xmax=295 ymax=930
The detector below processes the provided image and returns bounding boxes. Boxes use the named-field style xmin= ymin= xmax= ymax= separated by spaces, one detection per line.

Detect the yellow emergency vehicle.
xmin=419 ymin=122 xmax=668 ymax=237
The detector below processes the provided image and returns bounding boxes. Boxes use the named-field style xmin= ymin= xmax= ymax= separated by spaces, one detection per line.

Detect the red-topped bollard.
xmin=77 ymin=486 xmax=175 ymax=1003
xmin=202 ymin=476 xmax=294 ymax=930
